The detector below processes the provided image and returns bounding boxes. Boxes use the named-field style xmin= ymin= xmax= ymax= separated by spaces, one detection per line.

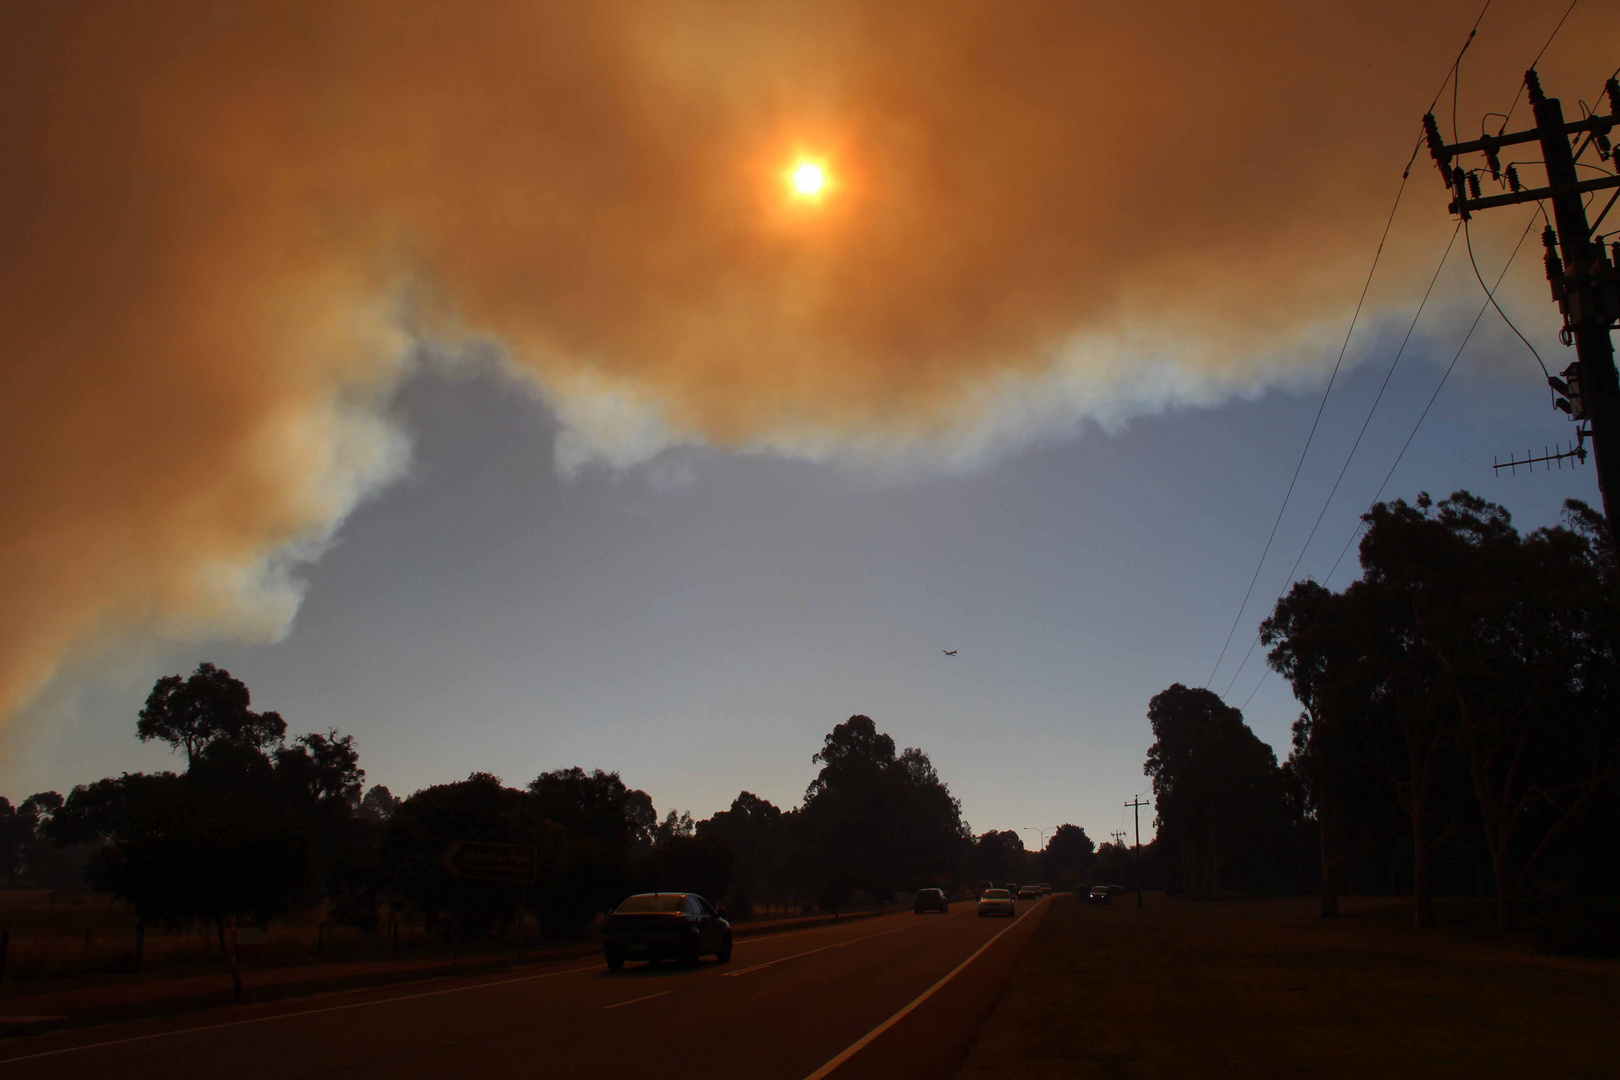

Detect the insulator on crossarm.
xmin=1422 ymin=113 xmax=1446 ymax=160
xmin=1484 ymin=145 xmax=1502 ymax=181
xmin=1543 ymin=226 xmax=1565 ymax=278
xmin=1607 ymin=78 xmax=1620 ymax=117
xmin=1466 ymin=172 xmax=1482 ymax=199
xmin=1505 ymin=164 xmax=1521 ymax=192
xmin=1525 ymin=69 xmax=1546 ymax=106
xmin=1451 ymin=165 xmax=1466 ymax=193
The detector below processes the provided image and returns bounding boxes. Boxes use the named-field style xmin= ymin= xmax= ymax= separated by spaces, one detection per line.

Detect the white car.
xmin=977 ymin=888 xmax=1016 ymax=917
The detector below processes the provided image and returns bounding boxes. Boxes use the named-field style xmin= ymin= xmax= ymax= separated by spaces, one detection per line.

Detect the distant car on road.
xmin=603 ymin=892 xmax=732 ymax=971
xmin=974 ymin=879 xmax=994 ymax=898
xmin=977 ymin=888 xmax=1016 ymax=917
xmin=913 ymin=887 xmax=949 ymax=914
xmin=1086 ymin=885 xmax=1113 ymax=905
xmin=1003 ymin=882 xmax=1019 ymax=894
xmin=1016 ymin=885 xmax=1042 ymax=901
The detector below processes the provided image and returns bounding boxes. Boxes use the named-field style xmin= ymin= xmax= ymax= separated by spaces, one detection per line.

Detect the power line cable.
xmin=1203 ymin=0 xmax=1495 ymax=692
xmin=1220 ymin=222 xmax=1464 ymax=700
xmin=1497 ymin=0 xmax=1581 ymax=134
xmin=1246 ymin=216 xmax=1537 ymax=711
xmin=1317 ymin=0 xmax=1584 ymax=591
xmin=1465 ymin=217 xmax=1551 ymax=378
xmin=1320 ymin=208 xmax=1543 ymax=589
xmin=1203 ymin=174 xmax=1409 ymax=689
xmin=1243 ymin=7 xmax=1581 ymax=711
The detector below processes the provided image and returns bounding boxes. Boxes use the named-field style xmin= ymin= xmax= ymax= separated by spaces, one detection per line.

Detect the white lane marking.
xmin=800 ymin=898 xmax=1046 ymax=1080
xmin=602 ymin=990 xmax=673 ymax=1011
xmin=0 ymin=962 xmax=601 ymax=1067
xmin=723 ymin=926 xmax=913 ymax=978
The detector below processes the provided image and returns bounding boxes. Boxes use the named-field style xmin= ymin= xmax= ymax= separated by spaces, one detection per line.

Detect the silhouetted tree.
xmin=972 ymin=830 xmax=1026 ymax=886
xmin=381 ymin=773 xmax=559 ymax=938
xmin=137 ymin=662 xmax=286 ymax=766
xmin=1043 ymin=824 xmax=1095 ymax=890
xmin=653 ymin=831 xmax=734 ymax=904
xmin=1357 ymin=493 xmax=1619 ymax=931
xmin=1263 ymin=581 xmax=1397 ymax=916
xmin=357 ymin=784 xmax=401 ymax=823
xmin=528 ymin=767 xmax=657 ymax=935
xmin=699 ymin=791 xmax=789 ymax=915
xmin=1145 ymin=684 xmax=1289 ymax=898
xmin=799 ymin=715 xmax=970 ymax=905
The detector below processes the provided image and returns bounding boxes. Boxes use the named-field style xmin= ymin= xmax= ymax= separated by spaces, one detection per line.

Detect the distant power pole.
xmin=1125 ymin=797 xmax=1150 ymax=909
xmin=1110 ymin=830 xmax=1126 ymax=846
xmin=1423 ymin=71 xmax=1620 ymax=539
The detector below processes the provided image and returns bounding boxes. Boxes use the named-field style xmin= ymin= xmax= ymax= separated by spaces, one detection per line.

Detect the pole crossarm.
xmin=1429 ymin=113 xmax=1615 ymax=163
xmin=1451 ymin=174 xmax=1620 ymax=216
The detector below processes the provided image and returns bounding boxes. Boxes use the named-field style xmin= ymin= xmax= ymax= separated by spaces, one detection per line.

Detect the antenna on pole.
xmin=1494 ymin=427 xmax=1590 ymax=474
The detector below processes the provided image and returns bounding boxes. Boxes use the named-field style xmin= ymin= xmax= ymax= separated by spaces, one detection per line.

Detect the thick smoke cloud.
xmin=2 ymin=1 xmax=1613 ymax=720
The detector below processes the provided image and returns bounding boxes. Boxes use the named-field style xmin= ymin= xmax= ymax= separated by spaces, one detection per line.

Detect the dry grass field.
xmin=0 ymin=891 xmax=444 ymax=983
xmin=956 ymin=892 xmax=1618 ymax=1079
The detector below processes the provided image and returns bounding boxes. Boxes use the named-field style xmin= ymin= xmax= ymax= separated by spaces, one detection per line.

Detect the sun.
xmin=790 ymin=161 xmax=827 ymax=197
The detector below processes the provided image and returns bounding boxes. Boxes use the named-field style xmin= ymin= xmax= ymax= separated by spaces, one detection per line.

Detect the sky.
xmin=3 ymin=1 xmax=1615 ymax=843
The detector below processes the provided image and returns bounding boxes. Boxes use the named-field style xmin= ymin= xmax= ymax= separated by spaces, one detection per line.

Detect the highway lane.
xmin=0 ymin=898 xmax=1048 ymax=1079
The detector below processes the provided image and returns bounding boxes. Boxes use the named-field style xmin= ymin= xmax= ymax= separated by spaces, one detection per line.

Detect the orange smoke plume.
xmin=2 ymin=1 xmax=1612 ymax=719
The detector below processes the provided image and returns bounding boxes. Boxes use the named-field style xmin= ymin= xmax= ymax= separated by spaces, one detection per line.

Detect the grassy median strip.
xmin=955 ymin=893 xmax=1618 ymax=1079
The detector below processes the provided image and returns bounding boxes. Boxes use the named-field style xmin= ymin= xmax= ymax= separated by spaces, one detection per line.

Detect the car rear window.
xmin=981 ymin=889 xmax=1010 ymax=899
xmin=615 ymin=894 xmax=687 ymax=913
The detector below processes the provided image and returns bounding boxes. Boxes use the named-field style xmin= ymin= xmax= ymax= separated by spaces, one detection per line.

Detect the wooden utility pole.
xmin=1423 ymin=71 xmax=1620 ymax=539
xmin=1125 ymin=797 xmax=1150 ymax=908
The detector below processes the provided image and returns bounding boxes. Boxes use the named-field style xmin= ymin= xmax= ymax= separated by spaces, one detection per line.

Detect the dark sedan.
xmin=1086 ymin=885 xmax=1113 ymax=905
xmin=913 ymin=888 xmax=949 ymax=914
xmin=603 ymin=892 xmax=733 ymax=971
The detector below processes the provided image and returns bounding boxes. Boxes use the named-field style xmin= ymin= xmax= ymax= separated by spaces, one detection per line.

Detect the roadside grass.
xmin=0 ymin=888 xmax=891 ymax=993
xmin=955 ymin=892 xmax=1617 ymax=1079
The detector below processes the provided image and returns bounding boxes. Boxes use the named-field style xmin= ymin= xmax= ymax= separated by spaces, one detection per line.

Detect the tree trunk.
xmin=1318 ymin=817 xmax=1340 ymax=918
xmin=216 ymin=917 xmax=243 ymax=1000
xmin=1410 ymin=791 xmax=1433 ymax=928
xmin=1492 ymin=848 xmax=1516 ymax=934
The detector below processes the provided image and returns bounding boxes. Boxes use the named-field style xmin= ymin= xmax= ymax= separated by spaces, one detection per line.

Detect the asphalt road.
xmin=0 ymin=898 xmax=1048 ymax=1079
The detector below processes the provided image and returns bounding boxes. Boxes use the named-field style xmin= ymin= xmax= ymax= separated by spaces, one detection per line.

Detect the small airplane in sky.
xmin=943 ymin=649 xmax=957 ymax=656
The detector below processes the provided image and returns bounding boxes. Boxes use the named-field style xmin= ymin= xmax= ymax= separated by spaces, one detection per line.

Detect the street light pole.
xmin=1023 ymin=826 xmax=1054 ymax=852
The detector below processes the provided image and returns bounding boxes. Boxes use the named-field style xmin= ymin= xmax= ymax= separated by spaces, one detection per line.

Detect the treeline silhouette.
xmin=1 ymin=700 xmax=1107 ymax=961
xmin=1148 ymin=492 xmax=1618 ymax=952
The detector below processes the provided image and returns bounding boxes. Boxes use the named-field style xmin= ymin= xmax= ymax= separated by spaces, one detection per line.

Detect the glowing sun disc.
xmin=791 ymin=162 xmax=826 ymax=195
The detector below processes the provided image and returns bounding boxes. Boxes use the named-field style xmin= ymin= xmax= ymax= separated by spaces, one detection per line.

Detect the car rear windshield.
xmin=615 ymin=894 xmax=686 ymax=913
xmin=981 ymin=889 xmax=1010 ymax=899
